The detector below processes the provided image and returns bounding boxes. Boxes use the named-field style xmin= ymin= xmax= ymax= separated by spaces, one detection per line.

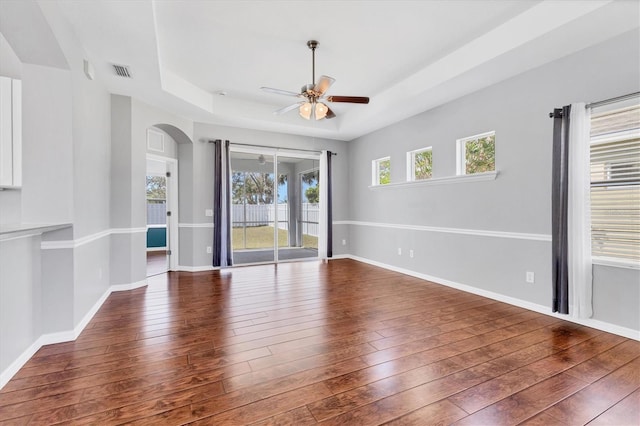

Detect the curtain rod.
xmin=549 ymin=91 xmax=640 ymax=117
xmin=587 ymin=91 xmax=639 ymax=109
xmin=208 ymin=140 xmax=336 ymax=155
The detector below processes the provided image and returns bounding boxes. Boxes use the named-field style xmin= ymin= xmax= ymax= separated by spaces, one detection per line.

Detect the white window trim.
xmin=372 ymin=156 xmax=390 ymax=186
xmin=370 ymin=170 xmax=498 ymax=190
xmin=406 ymin=146 xmax=433 ymax=182
xmin=456 ymin=130 xmax=496 ymax=176
xmin=592 ymin=256 xmax=640 ymax=270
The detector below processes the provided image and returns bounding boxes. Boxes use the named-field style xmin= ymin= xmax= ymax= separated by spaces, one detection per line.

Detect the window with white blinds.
xmin=590 ymin=102 xmax=640 ymax=265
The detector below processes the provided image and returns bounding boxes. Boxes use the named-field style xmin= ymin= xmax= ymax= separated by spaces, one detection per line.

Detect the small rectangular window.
xmin=372 ymin=157 xmax=391 ymax=185
xmin=590 ymin=101 xmax=640 ymax=264
xmin=407 ymin=147 xmax=433 ymax=181
xmin=457 ymin=131 xmax=495 ymax=175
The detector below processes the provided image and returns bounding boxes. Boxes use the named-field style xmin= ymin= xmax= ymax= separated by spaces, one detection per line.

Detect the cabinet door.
xmin=0 ymin=76 xmax=12 ymax=185
xmin=11 ymin=79 xmax=21 ymax=186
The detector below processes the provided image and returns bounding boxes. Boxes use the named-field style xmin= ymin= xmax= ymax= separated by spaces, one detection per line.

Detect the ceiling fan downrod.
xmin=307 ymin=40 xmax=318 ymax=85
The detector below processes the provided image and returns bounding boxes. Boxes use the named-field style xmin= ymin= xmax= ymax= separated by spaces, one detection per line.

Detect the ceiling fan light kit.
xmin=299 ymin=102 xmax=312 ymax=119
xmin=261 ymin=40 xmax=369 ymax=121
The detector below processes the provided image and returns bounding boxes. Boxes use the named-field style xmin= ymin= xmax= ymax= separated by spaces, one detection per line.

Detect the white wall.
xmin=0 ymin=22 xmax=77 ymax=381
xmin=20 ymin=64 xmax=74 ymax=225
xmin=347 ymin=29 xmax=640 ymax=334
xmin=0 ymin=1 xmax=112 ymax=384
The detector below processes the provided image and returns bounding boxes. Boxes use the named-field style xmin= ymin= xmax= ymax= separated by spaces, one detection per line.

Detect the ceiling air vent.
xmin=112 ymin=64 xmax=132 ymax=78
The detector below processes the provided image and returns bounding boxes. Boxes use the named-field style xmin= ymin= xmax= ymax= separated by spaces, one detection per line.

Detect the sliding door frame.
xmin=229 ymin=145 xmax=321 ymax=265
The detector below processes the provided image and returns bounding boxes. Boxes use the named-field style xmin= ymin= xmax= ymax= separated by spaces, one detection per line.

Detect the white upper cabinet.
xmin=0 ymin=76 xmax=21 ymax=188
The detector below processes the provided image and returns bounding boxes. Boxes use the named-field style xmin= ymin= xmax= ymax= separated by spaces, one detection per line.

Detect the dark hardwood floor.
xmin=147 ymin=251 xmax=168 ymax=277
xmin=1 ymin=259 xmax=638 ymax=425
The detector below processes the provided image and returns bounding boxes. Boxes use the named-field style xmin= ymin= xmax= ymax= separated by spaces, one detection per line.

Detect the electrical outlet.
xmin=206 ymin=246 xmax=212 ymax=254
xmin=397 ymin=248 xmax=402 ymax=255
xmin=409 ymin=250 xmax=414 ymax=258
xmin=526 ymin=271 xmax=535 ymax=283
xmin=342 ymin=239 xmax=346 ymax=246
xmin=205 ymin=209 xmax=213 ymax=217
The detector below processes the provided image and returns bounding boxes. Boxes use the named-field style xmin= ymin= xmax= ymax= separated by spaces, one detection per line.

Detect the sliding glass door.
xmin=276 ymin=156 xmax=319 ymax=262
xmin=230 ymin=151 xmax=276 ymax=264
xmin=230 ymin=147 xmax=320 ymax=265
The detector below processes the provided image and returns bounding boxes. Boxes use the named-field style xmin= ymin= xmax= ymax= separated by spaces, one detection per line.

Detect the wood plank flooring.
xmin=147 ymin=251 xmax=168 ymax=277
xmin=1 ymin=259 xmax=638 ymax=425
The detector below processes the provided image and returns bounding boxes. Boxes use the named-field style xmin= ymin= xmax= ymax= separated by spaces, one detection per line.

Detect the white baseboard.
xmin=39 ymin=330 xmax=76 ymax=345
xmin=176 ymin=265 xmax=219 ymax=272
xmin=0 ymin=336 xmax=45 ymax=389
xmin=0 ymin=279 xmax=148 ymax=390
xmin=71 ymin=288 xmax=113 ymax=340
xmin=110 ymin=279 xmax=148 ymax=292
xmin=343 ymin=254 xmax=640 ymax=341
xmin=329 ymin=254 xmax=351 ymax=260
xmin=146 ymin=247 xmax=167 ymax=252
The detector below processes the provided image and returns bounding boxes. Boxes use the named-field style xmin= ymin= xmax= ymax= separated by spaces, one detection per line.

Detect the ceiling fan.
xmin=261 ymin=40 xmax=370 ymax=120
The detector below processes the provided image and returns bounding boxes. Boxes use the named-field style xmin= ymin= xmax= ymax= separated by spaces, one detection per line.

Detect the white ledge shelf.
xmin=0 ymin=223 xmax=72 ymax=241
xmin=369 ymin=171 xmax=498 ymax=190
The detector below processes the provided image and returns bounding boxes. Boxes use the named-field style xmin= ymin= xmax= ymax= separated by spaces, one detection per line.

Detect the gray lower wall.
xmin=110 ymin=232 xmax=147 ymax=286
xmin=73 ymin=238 xmax=111 ymax=325
xmin=349 ymin=224 xmax=551 ymax=304
xmin=40 ymin=247 xmax=74 ymax=334
xmin=332 ymin=223 xmax=350 ymax=257
xmin=0 ymin=236 xmax=41 ymax=373
xmin=346 ymin=29 xmax=640 ymax=333
xmin=178 ymin=226 xmax=214 ymax=267
xmin=592 ymin=266 xmax=640 ymax=331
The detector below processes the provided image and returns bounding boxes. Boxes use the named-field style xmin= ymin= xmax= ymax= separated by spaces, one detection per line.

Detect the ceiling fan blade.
xmin=261 ymin=87 xmax=303 ymax=97
xmin=326 ymin=107 xmax=336 ymax=119
xmin=326 ymin=96 xmax=370 ymax=104
xmin=314 ymin=75 xmax=335 ymax=96
xmin=274 ymin=101 xmax=305 ymax=115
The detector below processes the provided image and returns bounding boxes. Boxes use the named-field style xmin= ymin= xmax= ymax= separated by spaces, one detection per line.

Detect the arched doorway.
xmin=145 ymin=124 xmax=190 ymax=276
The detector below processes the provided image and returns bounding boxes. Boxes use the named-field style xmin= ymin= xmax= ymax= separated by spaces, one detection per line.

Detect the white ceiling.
xmin=45 ymin=0 xmax=640 ymax=140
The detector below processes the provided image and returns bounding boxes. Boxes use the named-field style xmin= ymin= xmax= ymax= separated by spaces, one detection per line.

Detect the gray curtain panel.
xmin=213 ymin=139 xmax=233 ymax=267
xmin=551 ymin=105 xmax=571 ymax=314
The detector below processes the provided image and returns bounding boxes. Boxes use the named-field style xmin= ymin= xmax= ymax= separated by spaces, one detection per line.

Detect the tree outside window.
xmin=457 ymin=132 xmax=495 ymax=175
xmin=407 ymin=148 xmax=432 ymax=181
xmin=373 ymin=157 xmax=391 ymax=185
